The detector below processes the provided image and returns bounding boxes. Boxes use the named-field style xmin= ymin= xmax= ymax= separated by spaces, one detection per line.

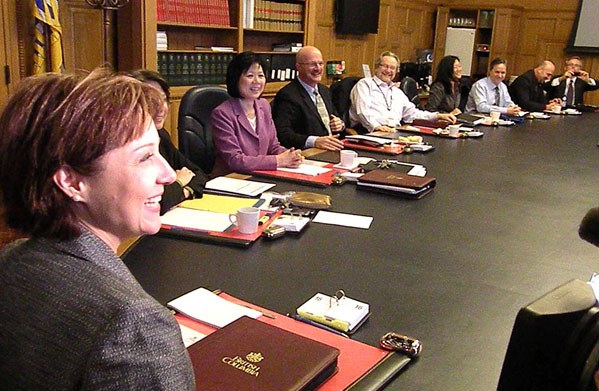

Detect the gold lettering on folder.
xmin=222 ymin=352 xmax=263 ymax=377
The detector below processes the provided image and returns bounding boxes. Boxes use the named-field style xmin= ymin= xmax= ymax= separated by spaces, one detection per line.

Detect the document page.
xmin=168 ymin=287 xmax=261 ymax=328
xmin=313 ymin=211 xmax=373 ymax=229
xmin=277 ymin=164 xmax=331 ymax=176
xmin=206 ymin=176 xmax=275 ymax=197
xmin=161 ymin=208 xmax=232 ymax=232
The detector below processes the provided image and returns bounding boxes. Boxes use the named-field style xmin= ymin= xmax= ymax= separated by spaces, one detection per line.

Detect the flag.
xmin=33 ymin=0 xmax=64 ymax=74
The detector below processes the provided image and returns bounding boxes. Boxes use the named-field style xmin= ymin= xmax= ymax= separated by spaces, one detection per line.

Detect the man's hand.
xmin=438 ymin=113 xmax=457 ymax=124
xmin=314 ymin=135 xmax=344 ymax=151
xmin=579 ymin=70 xmax=590 ymax=81
xmin=374 ymin=125 xmax=396 ymax=133
xmin=506 ymin=105 xmax=521 ymax=116
xmin=329 ymin=115 xmax=344 ymax=134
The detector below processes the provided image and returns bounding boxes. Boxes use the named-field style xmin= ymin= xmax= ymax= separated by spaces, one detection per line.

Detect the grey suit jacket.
xmin=0 ymin=229 xmax=194 ymax=390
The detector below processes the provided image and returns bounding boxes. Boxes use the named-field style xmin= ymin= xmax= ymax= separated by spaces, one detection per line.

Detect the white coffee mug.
xmin=229 ymin=207 xmax=260 ymax=234
xmin=340 ymin=150 xmax=358 ymax=167
xmin=447 ymin=124 xmax=460 ymax=137
xmin=490 ymin=111 xmax=501 ymax=122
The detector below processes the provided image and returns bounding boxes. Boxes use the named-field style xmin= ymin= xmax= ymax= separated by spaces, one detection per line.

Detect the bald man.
xmin=509 ymin=60 xmax=562 ymax=112
xmin=272 ymin=46 xmax=345 ymax=151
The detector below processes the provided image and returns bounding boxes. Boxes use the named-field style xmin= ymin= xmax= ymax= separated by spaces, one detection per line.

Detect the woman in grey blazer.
xmin=0 ymin=70 xmax=194 ymax=389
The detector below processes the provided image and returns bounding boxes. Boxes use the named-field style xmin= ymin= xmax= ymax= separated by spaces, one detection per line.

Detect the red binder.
xmin=341 ymin=139 xmax=404 ymax=155
xmin=160 ymin=209 xmax=282 ymax=247
xmin=176 ymin=292 xmax=411 ymax=390
xmin=251 ymin=163 xmax=345 ymax=187
xmin=397 ymin=125 xmax=461 ymax=139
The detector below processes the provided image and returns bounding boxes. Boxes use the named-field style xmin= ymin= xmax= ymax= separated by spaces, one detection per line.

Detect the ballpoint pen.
xmin=287 ymin=313 xmax=350 ymax=338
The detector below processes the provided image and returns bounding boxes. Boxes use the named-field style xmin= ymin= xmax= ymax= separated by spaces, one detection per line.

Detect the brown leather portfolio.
xmin=188 ymin=316 xmax=340 ymax=390
xmin=358 ymin=170 xmax=436 ymax=190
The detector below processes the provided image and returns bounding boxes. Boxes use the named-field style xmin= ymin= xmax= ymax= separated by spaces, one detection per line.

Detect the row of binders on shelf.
xmin=157 ymin=51 xmax=297 ymax=86
xmin=243 ymin=0 xmax=304 ymax=31
xmin=158 ymin=51 xmax=234 ymax=86
xmin=156 ymin=0 xmax=230 ymax=26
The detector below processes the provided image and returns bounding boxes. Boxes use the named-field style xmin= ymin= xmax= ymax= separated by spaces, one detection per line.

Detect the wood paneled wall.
xmin=313 ymin=0 xmax=437 ymax=82
xmin=316 ymin=0 xmax=599 ymax=105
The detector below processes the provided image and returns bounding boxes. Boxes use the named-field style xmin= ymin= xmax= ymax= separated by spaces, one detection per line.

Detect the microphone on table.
xmin=579 ymin=207 xmax=599 ymax=247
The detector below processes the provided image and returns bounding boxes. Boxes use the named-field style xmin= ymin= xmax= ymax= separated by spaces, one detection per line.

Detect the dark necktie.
xmin=494 ymin=86 xmax=500 ymax=106
xmin=566 ymin=79 xmax=575 ymax=106
xmin=314 ymin=90 xmax=332 ymax=135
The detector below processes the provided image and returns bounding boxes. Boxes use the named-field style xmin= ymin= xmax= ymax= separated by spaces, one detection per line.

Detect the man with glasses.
xmin=547 ymin=56 xmax=598 ymax=106
xmin=272 ymin=46 xmax=345 ymax=151
xmin=349 ymin=51 xmax=456 ymax=133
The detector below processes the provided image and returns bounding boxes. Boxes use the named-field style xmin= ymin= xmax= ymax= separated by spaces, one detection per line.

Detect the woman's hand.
xmin=276 ymin=148 xmax=303 ymax=168
xmin=175 ymin=167 xmax=195 ymax=187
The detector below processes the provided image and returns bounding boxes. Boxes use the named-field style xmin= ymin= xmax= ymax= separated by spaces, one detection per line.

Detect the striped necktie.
xmin=494 ymin=86 xmax=500 ymax=106
xmin=566 ymin=79 xmax=575 ymax=106
xmin=314 ymin=90 xmax=332 ymax=135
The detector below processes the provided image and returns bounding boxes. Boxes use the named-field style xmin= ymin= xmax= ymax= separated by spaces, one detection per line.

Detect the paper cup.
xmin=229 ymin=207 xmax=260 ymax=234
xmin=490 ymin=111 xmax=501 ymax=122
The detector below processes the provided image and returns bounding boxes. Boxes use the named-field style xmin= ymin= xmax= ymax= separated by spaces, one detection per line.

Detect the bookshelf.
xmin=432 ymin=6 xmax=521 ymax=80
xmin=120 ymin=0 xmax=312 ymax=89
xmin=118 ymin=0 xmax=314 ymax=145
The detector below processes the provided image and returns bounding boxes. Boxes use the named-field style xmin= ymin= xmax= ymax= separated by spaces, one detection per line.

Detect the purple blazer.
xmin=211 ymin=98 xmax=286 ymax=176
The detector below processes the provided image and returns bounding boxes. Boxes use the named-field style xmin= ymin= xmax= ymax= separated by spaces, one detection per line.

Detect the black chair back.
xmin=400 ymin=76 xmax=420 ymax=106
xmin=330 ymin=76 xmax=361 ymax=128
xmin=178 ymin=85 xmax=230 ymax=174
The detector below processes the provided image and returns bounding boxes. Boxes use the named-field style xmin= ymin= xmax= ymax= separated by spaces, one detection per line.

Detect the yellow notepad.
xmin=297 ymin=291 xmax=370 ymax=333
xmin=179 ymin=194 xmax=260 ymax=214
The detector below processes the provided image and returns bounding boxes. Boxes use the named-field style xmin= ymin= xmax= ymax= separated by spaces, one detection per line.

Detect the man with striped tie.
xmin=465 ymin=57 xmax=521 ymax=115
xmin=547 ymin=56 xmax=599 ymax=107
xmin=272 ymin=46 xmax=345 ymax=151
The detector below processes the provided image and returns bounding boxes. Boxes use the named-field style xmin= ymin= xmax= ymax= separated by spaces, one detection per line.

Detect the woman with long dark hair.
xmin=426 ymin=55 xmax=465 ymax=114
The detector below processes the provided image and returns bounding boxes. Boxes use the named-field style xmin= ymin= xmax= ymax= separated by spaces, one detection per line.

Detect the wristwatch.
xmin=184 ymin=185 xmax=195 ymax=199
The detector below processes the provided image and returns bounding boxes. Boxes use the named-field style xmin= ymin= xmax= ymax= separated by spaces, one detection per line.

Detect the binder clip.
xmin=379 ymin=332 xmax=423 ymax=358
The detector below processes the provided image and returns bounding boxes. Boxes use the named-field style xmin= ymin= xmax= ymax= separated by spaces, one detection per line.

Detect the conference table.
xmin=123 ymin=113 xmax=599 ymax=390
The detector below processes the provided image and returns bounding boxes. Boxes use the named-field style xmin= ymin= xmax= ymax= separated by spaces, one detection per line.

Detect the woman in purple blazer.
xmin=211 ymin=51 xmax=303 ymax=176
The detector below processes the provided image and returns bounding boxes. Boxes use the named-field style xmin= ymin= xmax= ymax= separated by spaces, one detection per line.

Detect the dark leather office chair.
xmin=178 ymin=85 xmax=230 ymax=175
xmin=400 ymin=76 xmax=420 ymax=106
xmin=330 ymin=76 xmax=361 ymax=129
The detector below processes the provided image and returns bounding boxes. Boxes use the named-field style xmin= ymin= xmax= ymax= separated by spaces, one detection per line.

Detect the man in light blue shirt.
xmin=465 ymin=58 xmax=521 ymax=115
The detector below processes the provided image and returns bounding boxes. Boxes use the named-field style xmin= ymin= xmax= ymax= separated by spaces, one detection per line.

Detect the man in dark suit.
xmin=509 ymin=60 xmax=562 ymax=112
xmin=547 ymin=56 xmax=599 ymax=106
xmin=272 ymin=46 xmax=345 ymax=151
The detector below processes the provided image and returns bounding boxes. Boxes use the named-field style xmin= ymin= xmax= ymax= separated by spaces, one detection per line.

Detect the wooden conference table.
xmin=123 ymin=114 xmax=599 ymax=390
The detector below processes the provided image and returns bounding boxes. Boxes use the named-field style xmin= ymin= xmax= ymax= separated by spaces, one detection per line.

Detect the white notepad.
xmin=168 ymin=287 xmax=261 ymax=328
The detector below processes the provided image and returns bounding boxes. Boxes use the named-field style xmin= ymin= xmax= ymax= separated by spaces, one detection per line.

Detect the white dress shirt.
xmin=465 ymin=77 xmax=515 ymax=114
xmin=349 ymin=76 xmax=437 ymax=132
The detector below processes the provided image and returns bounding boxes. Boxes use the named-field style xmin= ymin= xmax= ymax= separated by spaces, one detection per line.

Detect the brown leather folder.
xmin=358 ymin=170 xmax=436 ymax=189
xmin=188 ymin=316 xmax=340 ymax=390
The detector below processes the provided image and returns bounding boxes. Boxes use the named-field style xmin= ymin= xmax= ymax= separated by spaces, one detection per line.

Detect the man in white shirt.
xmin=349 ymin=51 xmax=456 ymax=133
xmin=547 ymin=56 xmax=599 ymax=106
xmin=465 ymin=57 xmax=521 ymax=115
